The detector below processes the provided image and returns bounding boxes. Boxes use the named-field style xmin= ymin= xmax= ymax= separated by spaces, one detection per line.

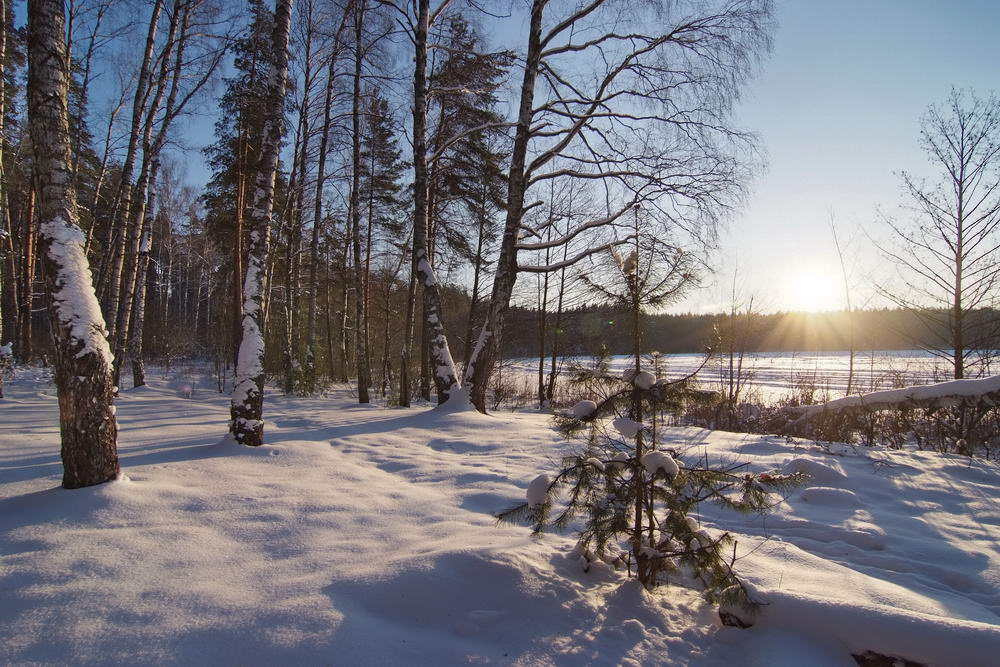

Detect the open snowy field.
xmin=2 ymin=368 xmax=1000 ymax=665
xmin=507 ymin=351 xmax=965 ymax=403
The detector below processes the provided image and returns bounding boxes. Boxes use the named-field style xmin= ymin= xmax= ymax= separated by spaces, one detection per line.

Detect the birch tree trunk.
xmin=463 ymin=0 xmax=544 ymax=411
xmin=99 ymin=0 xmax=163 ymax=330
xmin=230 ymin=0 xmax=294 ymax=446
xmin=28 ymin=0 xmax=119 ymax=487
xmin=112 ymin=0 xmax=181 ymax=385
xmin=410 ymin=0 xmax=459 ymax=404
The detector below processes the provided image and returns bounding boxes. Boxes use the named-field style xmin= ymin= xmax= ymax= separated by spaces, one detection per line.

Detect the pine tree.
xmin=202 ymin=0 xmax=282 ymax=369
xmin=499 ymin=237 xmax=803 ymax=612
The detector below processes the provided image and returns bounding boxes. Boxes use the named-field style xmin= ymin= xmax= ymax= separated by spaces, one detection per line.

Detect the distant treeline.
xmin=496 ymin=304 xmax=1000 ymax=357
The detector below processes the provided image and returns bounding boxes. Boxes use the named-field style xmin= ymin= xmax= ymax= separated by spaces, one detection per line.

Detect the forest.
xmin=1 ymin=0 xmax=777 ymax=430
xmin=3 ymin=1 xmax=1000 ymax=664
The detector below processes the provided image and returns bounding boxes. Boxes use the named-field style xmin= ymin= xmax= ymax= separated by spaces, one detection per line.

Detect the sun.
xmin=786 ymin=269 xmax=842 ymax=312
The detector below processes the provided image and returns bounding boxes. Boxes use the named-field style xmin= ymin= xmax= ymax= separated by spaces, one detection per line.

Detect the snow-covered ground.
xmin=2 ymin=367 xmax=999 ymax=665
xmin=507 ymin=350 xmax=965 ymax=402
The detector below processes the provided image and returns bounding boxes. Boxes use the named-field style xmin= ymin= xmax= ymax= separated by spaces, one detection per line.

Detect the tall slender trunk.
xmin=305 ymin=16 xmax=345 ymax=392
xmin=19 ymin=190 xmax=35 ymax=362
xmin=230 ymin=0 xmax=294 ymax=446
xmin=101 ymin=0 xmax=164 ymax=334
xmin=128 ymin=0 xmax=195 ymax=388
xmin=0 ymin=0 xmax=6 ymax=357
xmin=399 ymin=246 xmax=415 ymax=405
xmin=464 ymin=0 xmax=544 ymax=411
xmin=350 ymin=0 xmax=371 ymax=403
xmin=281 ymin=106 xmax=305 ymax=394
xmin=113 ymin=0 xmax=182 ymax=385
xmin=462 ymin=205 xmax=487 ymax=368
xmin=411 ymin=0 xmax=458 ymax=404
xmin=338 ymin=217 xmax=350 ymax=382
xmin=29 ymin=0 xmax=119 ymax=487
xmin=536 ymin=210 xmax=553 ymax=407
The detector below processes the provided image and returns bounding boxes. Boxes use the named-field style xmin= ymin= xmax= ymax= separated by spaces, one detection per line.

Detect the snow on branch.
xmin=517 ymin=236 xmax=636 ymax=273
xmin=788 ymin=375 xmax=1000 ymax=425
xmin=515 ymin=202 xmax=635 ymax=252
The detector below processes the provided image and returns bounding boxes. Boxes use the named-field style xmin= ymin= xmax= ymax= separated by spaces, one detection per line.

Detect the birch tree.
xmin=462 ymin=0 xmax=772 ymax=411
xmin=28 ymin=0 xmax=119 ymax=487
xmin=230 ymin=0 xmax=294 ymax=446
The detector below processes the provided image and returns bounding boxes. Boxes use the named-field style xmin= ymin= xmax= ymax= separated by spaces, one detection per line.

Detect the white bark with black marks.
xmin=28 ymin=0 xmax=120 ymax=487
xmin=230 ymin=0 xmax=294 ymax=446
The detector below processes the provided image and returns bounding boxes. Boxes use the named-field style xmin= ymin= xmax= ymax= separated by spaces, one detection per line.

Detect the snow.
xmin=417 ymin=256 xmax=437 ymax=287
xmin=641 ymin=450 xmax=679 ymax=477
xmin=792 ymin=373 xmax=1000 ymax=420
xmin=0 ymin=343 xmax=11 ymax=357
xmin=635 ymin=370 xmax=656 ymax=389
xmin=1 ymin=368 xmax=999 ymax=665
xmin=39 ymin=217 xmax=114 ymax=364
xmin=526 ymin=473 xmax=550 ymax=507
xmin=613 ymin=416 xmax=644 ymax=439
xmin=570 ymin=399 xmax=597 ymax=418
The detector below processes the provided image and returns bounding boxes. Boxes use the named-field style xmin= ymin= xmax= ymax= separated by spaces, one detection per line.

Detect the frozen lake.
xmin=506 ymin=350 xmax=970 ymax=403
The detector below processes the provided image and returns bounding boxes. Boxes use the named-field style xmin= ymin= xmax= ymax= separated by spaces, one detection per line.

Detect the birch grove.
xmin=3 ymin=0 xmax=777 ymax=452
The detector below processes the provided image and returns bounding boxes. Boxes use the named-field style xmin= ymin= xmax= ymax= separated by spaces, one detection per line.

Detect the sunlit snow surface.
xmin=1 ymin=367 xmax=998 ymax=665
xmin=508 ymin=350 xmax=971 ymax=401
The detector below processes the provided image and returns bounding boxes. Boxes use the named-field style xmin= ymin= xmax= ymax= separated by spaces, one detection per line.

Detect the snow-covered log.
xmin=789 ymin=375 xmax=1000 ymax=425
xmin=28 ymin=0 xmax=119 ymax=487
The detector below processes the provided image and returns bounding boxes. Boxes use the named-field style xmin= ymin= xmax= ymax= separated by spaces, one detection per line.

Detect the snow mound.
xmin=781 ymin=457 xmax=848 ymax=486
xmin=799 ymin=486 xmax=860 ymax=507
xmin=641 ymin=450 xmax=678 ymax=477
xmin=526 ymin=474 xmax=550 ymax=507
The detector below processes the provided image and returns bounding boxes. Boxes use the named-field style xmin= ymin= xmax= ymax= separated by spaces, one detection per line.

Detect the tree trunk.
xmin=411 ymin=0 xmax=459 ymax=404
xmin=230 ymin=0 xmax=294 ymax=446
xmin=305 ymin=16 xmax=345 ymax=393
xmin=100 ymin=0 xmax=164 ymax=335
xmin=350 ymin=0 xmax=371 ymax=403
xmin=18 ymin=190 xmax=35 ymax=362
xmin=113 ymin=0 xmax=182 ymax=385
xmin=463 ymin=0 xmax=544 ymax=411
xmin=28 ymin=0 xmax=119 ymax=487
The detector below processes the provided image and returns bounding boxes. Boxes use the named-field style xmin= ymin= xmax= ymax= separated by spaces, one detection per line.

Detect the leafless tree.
xmin=878 ymin=88 xmax=1000 ymax=380
xmin=461 ymin=0 xmax=772 ymax=411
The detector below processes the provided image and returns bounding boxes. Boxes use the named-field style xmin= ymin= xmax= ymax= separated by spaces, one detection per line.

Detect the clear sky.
xmin=685 ymin=0 xmax=1000 ymax=313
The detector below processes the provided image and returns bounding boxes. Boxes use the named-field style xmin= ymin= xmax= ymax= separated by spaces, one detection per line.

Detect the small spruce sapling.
xmin=499 ymin=226 xmax=804 ymax=614
xmin=499 ymin=367 xmax=803 ymax=612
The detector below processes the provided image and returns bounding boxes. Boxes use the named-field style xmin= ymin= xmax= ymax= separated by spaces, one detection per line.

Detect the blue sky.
xmin=38 ymin=0 xmax=999 ymax=314
xmin=692 ymin=0 xmax=1000 ymax=312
